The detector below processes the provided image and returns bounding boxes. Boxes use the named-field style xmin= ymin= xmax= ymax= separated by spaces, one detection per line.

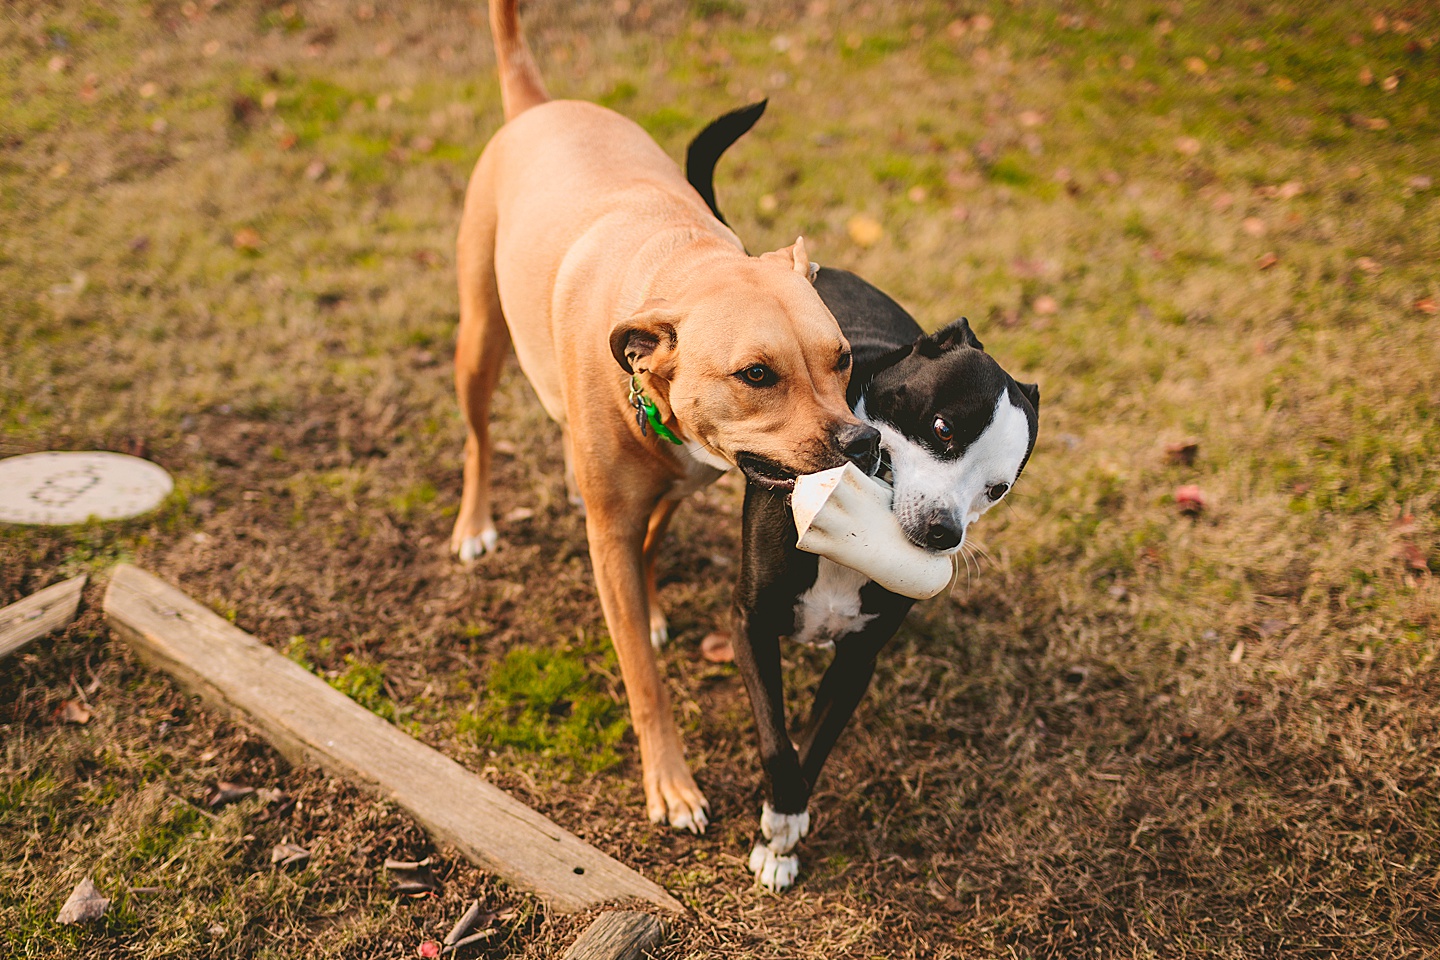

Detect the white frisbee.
xmin=0 ymin=451 xmax=174 ymax=525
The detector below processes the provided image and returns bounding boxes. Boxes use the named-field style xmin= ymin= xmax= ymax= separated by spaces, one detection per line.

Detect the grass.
xmin=2 ymin=0 xmax=1438 ymax=957
xmin=458 ymin=640 xmax=630 ymax=774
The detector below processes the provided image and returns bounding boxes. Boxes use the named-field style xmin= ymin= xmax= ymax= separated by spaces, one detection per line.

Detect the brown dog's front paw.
xmin=451 ymin=525 xmax=498 ymax=562
xmin=645 ymin=764 xmax=709 ymax=834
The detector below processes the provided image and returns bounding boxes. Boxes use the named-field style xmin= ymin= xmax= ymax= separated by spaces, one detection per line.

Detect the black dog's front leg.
xmin=797 ymin=588 xmax=913 ymax=786
xmin=731 ymin=482 xmax=817 ymax=890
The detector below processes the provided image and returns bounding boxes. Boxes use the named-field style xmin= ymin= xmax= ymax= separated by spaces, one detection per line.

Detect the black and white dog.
xmin=687 ymin=103 xmax=1041 ymax=890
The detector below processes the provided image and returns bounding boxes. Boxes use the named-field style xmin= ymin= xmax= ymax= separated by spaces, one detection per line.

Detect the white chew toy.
xmin=790 ymin=463 xmax=954 ymax=600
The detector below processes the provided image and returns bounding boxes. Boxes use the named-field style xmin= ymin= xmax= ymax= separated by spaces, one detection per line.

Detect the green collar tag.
xmin=629 ymin=375 xmax=683 ymax=445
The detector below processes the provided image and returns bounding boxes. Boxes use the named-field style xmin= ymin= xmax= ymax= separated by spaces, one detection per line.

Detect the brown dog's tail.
xmin=489 ymin=0 xmax=548 ymax=120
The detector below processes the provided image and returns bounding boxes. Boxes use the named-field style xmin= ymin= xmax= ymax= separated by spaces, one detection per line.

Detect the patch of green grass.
xmin=388 ymin=480 xmax=437 ymax=520
xmin=459 ymin=642 xmax=628 ymax=773
xmin=127 ymin=803 xmax=208 ymax=867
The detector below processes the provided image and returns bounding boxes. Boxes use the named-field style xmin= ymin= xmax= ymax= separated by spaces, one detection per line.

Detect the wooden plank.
xmin=561 ymin=911 xmax=667 ymax=960
xmin=103 ymin=563 xmax=683 ymax=915
xmin=0 ymin=574 xmax=86 ymax=660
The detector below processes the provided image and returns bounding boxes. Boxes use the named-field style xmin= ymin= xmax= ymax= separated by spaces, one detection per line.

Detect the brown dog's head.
xmin=610 ymin=237 xmax=879 ymax=490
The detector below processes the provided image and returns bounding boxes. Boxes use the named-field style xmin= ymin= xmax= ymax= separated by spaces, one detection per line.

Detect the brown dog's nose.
xmin=836 ymin=422 xmax=881 ymax=474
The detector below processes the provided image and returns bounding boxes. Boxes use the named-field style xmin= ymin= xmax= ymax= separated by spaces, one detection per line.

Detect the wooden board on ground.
xmin=103 ymin=563 xmax=683 ymax=915
xmin=562 ymin=910 xmax=666 ymax=960
xmin=0 ymin=574 xmax=86 ymax=660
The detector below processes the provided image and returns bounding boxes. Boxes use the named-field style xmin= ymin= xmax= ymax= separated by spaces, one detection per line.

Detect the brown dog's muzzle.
xmin=833 ymin=421 xmax=881 ymax=475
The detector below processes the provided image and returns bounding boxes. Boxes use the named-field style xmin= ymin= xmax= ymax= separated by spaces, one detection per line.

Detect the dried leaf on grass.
xmin=1174 ymin=485 xmax=1208 ymax=515
xmin=206 ymin=781 xmax=255 ymax=808
xmin=1164 ymin=439 xmax=1199 ymax=465
xmin=700 ymin=632 xmax=734 ymax=663
xmin=386 ymin=856 xmax=441 ymax=895
xmin=56 ymin=876 xmax=109 ymax=924
xmin=57 ymin=700 xmax=92 ymax=724
xmin=270 ymin=842 xmax=310 ymax=867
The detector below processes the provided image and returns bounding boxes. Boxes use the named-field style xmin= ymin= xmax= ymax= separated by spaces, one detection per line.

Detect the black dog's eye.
xmin=836 ymin=351 xmax=852 ymax=371
xmin=987 ymin=482 xmax=1010 ymax=501
xmin=933 ymin=416 xmax=953 ymax=443
xmin=738 ymin=363 xmax=777 ymax=387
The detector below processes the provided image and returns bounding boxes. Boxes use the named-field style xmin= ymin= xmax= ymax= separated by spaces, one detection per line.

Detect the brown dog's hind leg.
xmin=451 ymin=171 xmax=509 ymax=562
xmin=642 ymin=498 xmax=679 ymax=649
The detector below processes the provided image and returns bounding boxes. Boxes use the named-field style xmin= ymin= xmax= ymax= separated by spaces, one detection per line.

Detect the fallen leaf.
xmin=1359 ymin=66 xmax=1373 ymax=85
xmin=1415 ymin=297 xmax=1437 ymax=315
xmin=232 ymin=228 xmax=262 ymax=252
xmin=1355 ymin=256 xmax=1381 ymax=274
xmin=386 ymin=856 xmax=441 ymax=895
xmin=1256 ymin=251 xmax=1278 ymax=270
xmin=271 ymin=842 xmax=311 ymax=867
xmin=846 ymin=214 xmax=884 ymax=248
xmin=1382 ymin=74 xmax=1399 ymax=91
xmin=1277 ymin=180 xmax=1303 ymax=199
xmin=1409 ymin=175 xmax=1433 ymax=191
xmin=1164 ymin=439 xmax=1199 ymax=466
xmin=304 ymin=160 xmax=327 ymax=180
xmin=1229 ymin=640 xmax=1245 ymax=663
xmin=1184 ymin=56 xmax=1208 ymax=75
xmin=1174 ymin=484 xmax=1208 ymax=515
xmin=58 ymin=700 xmax=92 ymax=724
xmin=442 ymin=930 xmax=498 ymax=954
xmin=1032 ymin=295 xmax=1058 ymax=315
xmin=445 ymin=900 xmax=497 ymax=947
xmin=1017 ymin=109 xmax=1044 ymax=127
xmin=48 ymin=55 xmax=69 ymax=73
xmin=206 ymin=781 xmax=255 ymax=808
xmin=203 ymin=39 xmax=222 ymax=56
xmin=1393 ymin=541 xmax=1430 ymax=573
xmin=906 ymin=185 xmax=927 ymax=203
xmin=1240 ymin=217 xmax=1266 ymax=237
xmin=138 ymin=81 xmax=158 ymax=99
xmin=1174 ymin=136 xmax=1201 ymax=156
xmin=1392 ymin=512 xmax=1418 ymax=535
xmin=1274 ymin=76 xmax=1295 ymax=91
xmin=419 ymin=942 xmax=441 ymax=959
xmin=700 ymin=632 xmax=734 ymax=663
xmin=56 ymin=877 xmax=109 ymax=924
xmin=502 ymin=507 xmax=534 ymax=522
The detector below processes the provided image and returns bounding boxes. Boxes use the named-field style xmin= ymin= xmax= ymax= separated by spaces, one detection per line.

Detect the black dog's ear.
xmin=917 ymin=317 xmax=983 ymax=357
xmin=1017 ymin=381 xmax=1040 ymax=411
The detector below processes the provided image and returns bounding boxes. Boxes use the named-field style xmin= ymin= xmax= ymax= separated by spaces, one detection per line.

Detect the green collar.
xmin=628 ymin=375 xmax=682 ymax=445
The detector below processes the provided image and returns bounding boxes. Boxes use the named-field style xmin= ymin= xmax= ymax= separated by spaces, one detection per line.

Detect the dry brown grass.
xmin=3 ymin=0 xmax=1439 ymax=956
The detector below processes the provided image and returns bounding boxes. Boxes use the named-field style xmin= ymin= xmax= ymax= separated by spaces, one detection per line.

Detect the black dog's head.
xmin=683 ymin=101 xmax=1040 ymax=554
xmin=860 ymin=318 xmax=1039 ymax=553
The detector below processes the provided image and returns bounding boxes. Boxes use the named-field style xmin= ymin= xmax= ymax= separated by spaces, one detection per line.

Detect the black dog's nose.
xmin=837 ymin=423 xmax=881 ymax=474
xmin=925 ymin=519 xmax=963 ymax=551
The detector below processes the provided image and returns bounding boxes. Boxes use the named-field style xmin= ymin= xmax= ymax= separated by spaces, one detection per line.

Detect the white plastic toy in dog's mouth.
xmin=789 ymin=463 xmax=954 ymax=600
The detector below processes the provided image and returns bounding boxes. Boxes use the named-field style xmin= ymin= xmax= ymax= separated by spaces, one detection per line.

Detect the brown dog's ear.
xmin=760 ymin=236 xmax=818 ymax=283
xmin=609 ymin=300 xmax=679 ymax=374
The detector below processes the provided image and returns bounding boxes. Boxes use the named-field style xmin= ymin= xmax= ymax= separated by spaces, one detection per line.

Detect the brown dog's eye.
xmin=933 ymin=416 xmax=952 ymax=443
xmin=738 ymin=364 xmax=777 ymax=387
xmin=837 ymin=351 xmax=852 ymax=371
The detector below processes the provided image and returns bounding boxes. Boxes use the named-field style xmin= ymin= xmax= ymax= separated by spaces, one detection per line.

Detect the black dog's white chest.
xmin=790 ymin=558 xmax=876 ymax=648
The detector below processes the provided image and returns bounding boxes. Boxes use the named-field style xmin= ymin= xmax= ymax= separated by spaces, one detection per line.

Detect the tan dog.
xmin=452 ymin=0 xmax=880 ymax=832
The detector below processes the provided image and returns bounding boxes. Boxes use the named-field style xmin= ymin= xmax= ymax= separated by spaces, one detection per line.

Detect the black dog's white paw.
xmin=749 ymin=803 xmax=810 ymax=891
xmin=749 ymin=842 xmax=800 ymax=891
